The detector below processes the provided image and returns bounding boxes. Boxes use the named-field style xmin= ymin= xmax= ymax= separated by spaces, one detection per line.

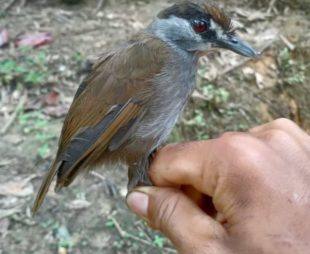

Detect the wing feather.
xmin=32 ymin=33 xmax=170 ymax=213
xmin=56 ymin=100 xmax=143 ymax=188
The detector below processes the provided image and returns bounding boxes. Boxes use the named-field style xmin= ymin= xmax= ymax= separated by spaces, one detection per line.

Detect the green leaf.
xmin=105 ymin=219 xmax=115 ymax=228
xmin=153 ymin=235 xmax=165 ymax=248
xmin=37 ymin=143 xmax=50 ymax=159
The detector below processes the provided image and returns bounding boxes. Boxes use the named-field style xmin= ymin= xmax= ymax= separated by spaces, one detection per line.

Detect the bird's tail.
xmin=32 ymin=160 xmax=62 ymax=215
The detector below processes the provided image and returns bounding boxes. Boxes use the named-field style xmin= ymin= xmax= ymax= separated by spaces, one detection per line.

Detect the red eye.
xmin=192 ymin=20 xmax=207 ymax=33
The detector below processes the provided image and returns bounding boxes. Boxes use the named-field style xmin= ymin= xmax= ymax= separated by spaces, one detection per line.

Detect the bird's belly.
xmin=139 ymin=103 xmax=182 ymax=140
xmin=128 ymin=50 xmax=197 ymax=151
xmin=134 ymin=87 xmax=191 ymax=149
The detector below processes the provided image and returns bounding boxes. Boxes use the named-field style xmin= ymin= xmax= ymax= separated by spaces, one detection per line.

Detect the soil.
xmin=0 ymin=0 xmax=309 ymax=253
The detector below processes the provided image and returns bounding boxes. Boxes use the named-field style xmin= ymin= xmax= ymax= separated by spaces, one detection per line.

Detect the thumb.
xmin=126 ymin=187 xmax=225 ymax=252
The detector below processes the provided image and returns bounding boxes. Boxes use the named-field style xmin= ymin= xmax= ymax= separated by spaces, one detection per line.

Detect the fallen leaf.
xmin=234 ymin=8 xmax=272 ymax=21
xmin=0 ymin=208 xmax=20 ymax=219
xmin=255 ymin=72 xmax=264 ymax=89
xmin=15 ymin=32 xmax=52 ymax=48
xmin=259 ymin=102 xmax=274 ymax=122
xmin=58 ymin=247 xmax=68 ymax=254
xmin=67 ymin=199 xmax=91 ymax=210
xmin=43 ymin=90 xmax=60 ymax=106
xmin=0 ymin=218 xmax=9 ymax=238
xmin=248 ymin=55 xmax=278 ymax=89
xmin=43 ymin=104 xmax=69 ymax=118
xmin=0 ymin=29 xmax=9 ymax=47
xmin=0 ymin=160 xmax=12 ymax=167
xmin=2 ymin=134 xmax=24 ymax=145
xmin=289 ymin=98 xmax=301 ymax=124
xmin=0 ymin=175 xmax=35 ymax=197
xmin=191 ymin=90 xmax=209 ymax=101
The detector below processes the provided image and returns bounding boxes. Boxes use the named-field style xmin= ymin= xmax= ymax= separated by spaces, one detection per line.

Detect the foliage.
xmin=18 ymin=110 xmax=57 ymax=158
xmin=169 ymin=81 xmax=230 ymax=142
xmin=278 ymin=47 xmax=306 ymax=85
xmin=0 ymin=47 xmax=48 ymax=87
xmin=55 ymin=224 xmax=74 ymax=249
xmin=153 ymin=235 xmax=166 ymax=248
xmin=201 ymin=83 xmax=230 ymax=106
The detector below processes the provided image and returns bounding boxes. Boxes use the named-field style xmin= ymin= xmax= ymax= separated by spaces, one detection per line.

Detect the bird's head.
xmin=148 ymin=0 xmax=257 ymax=57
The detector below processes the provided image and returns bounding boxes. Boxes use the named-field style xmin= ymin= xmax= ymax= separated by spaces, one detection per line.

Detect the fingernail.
xmin=126 ymin=191 xmax=149 ymax=218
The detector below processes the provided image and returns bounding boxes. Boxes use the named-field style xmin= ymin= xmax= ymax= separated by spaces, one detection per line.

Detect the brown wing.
xmin=32 ymin=33 xmax=170 ymax=214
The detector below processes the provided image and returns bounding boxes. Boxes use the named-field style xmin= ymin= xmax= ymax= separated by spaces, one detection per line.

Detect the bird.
xmin=32 ymin=0 xmax=257 ymax=214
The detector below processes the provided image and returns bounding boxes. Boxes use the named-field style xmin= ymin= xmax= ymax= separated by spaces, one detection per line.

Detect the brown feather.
xmin=32 ymin=33 xmax=171 ymax=213
xmin=163 ymin=0 xmax=234 ymax=34
xmin=32 ymin=160 xmax=62 ymax=214
xmin=203 ymin=3 xmax=234 ymax=33
xmin=190 ymin=0 xmax=233 ymax=33
xmin=56 ymin=100 xmax=143 ymax=189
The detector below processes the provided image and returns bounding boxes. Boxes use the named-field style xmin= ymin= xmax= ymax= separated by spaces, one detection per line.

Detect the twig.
xmin=1 ymin=92 xmax=27 ymax=135
xmin=20 ymin=0 xmax=26 ymax=7
xmin=272 ymin=6 xmax=279 ymax=15
xmin=218 ymin=58 xmax=252 ymax=77
xmin=238 ymin=108 xmax=252 ymax=125
xmin=110 ymin=216 xmax=177 ymax=253
xmin=191 ymin=89 xmax=209 ymax=101
xmin=136 ymin=224 xmax=153 ymax=242
xmin=279 ymin=34 xmax=295 ymax=50
xmin=267 ymin=0 xmax=277 ymax=14
xmin=1 ymin=0 xmax=18 ymax=13
xmin=95 ymin=0 xmax=106 ymax=13
xmin=90 ymin=171 xmax=106 ymax=181
xmin=110 ymin=216 xmax=154 ymax=247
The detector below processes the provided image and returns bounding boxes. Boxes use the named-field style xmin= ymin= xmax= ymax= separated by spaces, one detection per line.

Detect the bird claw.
xmin=102 ymin=179 xmax=119 ymax=197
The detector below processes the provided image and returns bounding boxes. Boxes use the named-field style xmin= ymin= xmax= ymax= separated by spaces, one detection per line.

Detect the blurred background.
xmin=0 ymin=0 xmax=309 ymax=253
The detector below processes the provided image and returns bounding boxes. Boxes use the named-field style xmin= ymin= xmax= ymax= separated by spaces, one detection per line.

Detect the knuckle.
xmin=262 ymin=129 xmax=291 ymax=143
xmin=218 ymin=131 xmax=239 ymax=139
xmin=217 ymin=133 xmax=264 ymax=176
xmin=271 ymin=118 xmax=296 ymax=130
xmin=218 ymin=133 xmax=255 ymax=157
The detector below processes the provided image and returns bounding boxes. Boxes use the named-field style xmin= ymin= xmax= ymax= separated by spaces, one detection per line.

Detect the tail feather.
xmin=32 ymin=160 xmax=62 ymax=215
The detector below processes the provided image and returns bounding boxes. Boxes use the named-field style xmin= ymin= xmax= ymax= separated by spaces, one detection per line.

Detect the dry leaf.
xmin=43 ymin=90 xmax=60 ymax=106
xmin=255 ymin=72 xmax=264 ymax=89
xmin=0 ymin=29 xmax=9 ymax=47
xmin=67 ymin=199 xmax=91 ymax=210
xmin=234 ymin=8 xmax=272 ymax=21
xmin=43 ymin=104 xmax=69 ymax=118
xmin=0 ymin=160 xmax=12 ymax=167
xmin=0 ymin=175 xmax=35 ymax=197
xmin=249 ymin=55 xmax=278 ymax=89
xmin=16 ymin=32 xmax=53 ymax=48
xmin=0 ymin=218 xmax=9 ymax=238
xmin=0 ymin=208 xmax=20 ymax=219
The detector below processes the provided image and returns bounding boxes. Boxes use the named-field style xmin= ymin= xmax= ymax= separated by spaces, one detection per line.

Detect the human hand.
xmin=126 ymin=119 xmax=310 ymax=254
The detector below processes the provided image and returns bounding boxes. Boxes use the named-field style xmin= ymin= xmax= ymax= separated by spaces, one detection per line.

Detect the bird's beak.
xmin=216 ymin=34 xmax=258 ymax=57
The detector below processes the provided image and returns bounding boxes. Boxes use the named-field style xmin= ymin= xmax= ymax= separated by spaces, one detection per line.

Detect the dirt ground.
xmin=0 ymin=0 xmax=309 ymax=253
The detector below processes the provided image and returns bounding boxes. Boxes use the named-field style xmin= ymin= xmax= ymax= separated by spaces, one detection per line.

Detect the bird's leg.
xmin=148 ymin=147 xmax=158 ymax=164
xmin=90 ymin=171 xmax=119 ymax=197
xmin=127 ymin=156 xmax=153 ymax=191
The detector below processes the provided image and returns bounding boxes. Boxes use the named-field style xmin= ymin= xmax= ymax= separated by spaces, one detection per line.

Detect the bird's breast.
xmin=134 ymin=52 xmax=198 ymax=148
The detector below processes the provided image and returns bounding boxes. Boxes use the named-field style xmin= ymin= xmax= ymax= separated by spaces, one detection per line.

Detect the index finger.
xmin=150 ymin=140 xmax=219 ymax=197
xmin=149 ymin=133 xmax=267 ymax=199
